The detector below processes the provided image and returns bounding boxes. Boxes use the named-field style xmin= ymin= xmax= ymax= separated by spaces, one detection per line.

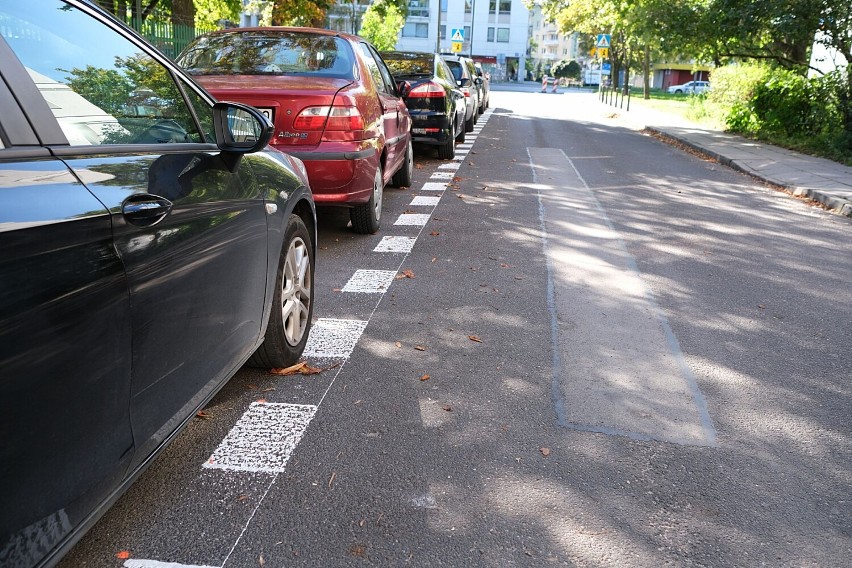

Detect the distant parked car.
xmin=178 ymin=27 xmax=413 ymax=233
xmin=667 ymin=80 xmax=710 ymax=94
xmin=473 ymin=61 xmax=490 ymax=113
xmin=381 ymin=50 xmax=467 ymax=159
xmin=442 ymin=54 xmax=481 ymax=132
xmin=0 ymin=2 xmax=317 ymax=567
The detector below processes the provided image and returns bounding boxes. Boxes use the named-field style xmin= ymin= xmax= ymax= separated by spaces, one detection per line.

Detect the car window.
xmin=0 ymin=1 xmax=202 ymax=146
xmin=358 ymin=42 xmax=390 ymax=94
xmin=367 ymin=45 xmax=398 ymax=92
xmin=383 ymin=53 xmax=434 ymax=76
xmin=445 ymin=60 xmax=463 ymax=82
xmin=178 ymin=32 xmax=355 ymax=79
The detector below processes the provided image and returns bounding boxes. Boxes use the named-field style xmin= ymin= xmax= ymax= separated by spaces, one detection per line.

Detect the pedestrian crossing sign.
xmin=596 ymin=34 xmax=611 ymax=48
xmin=451 ymin=28 xmax=464 ymax=42
xmin=451 ymin=41 xmax=463 ymax=53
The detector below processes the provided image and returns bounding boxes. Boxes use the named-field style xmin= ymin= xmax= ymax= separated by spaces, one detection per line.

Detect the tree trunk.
xmin=643 ymin=44 xmax=650 ymax=99
xmin=171 ymin=0 xmax=195 ymax=27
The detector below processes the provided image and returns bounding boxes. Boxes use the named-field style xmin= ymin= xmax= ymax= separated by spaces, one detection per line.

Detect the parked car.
xmin=0 ymin=2 xmax=317 ymax=567
xmin=441 ymin=54 xmax=481 ymax=132
xmin=667 ymin=80 xmax=711 ymax=94
xmin=177 ymin=27 xmax=413 ymax=233
xmin=473 ymin=61 xmax=490 ymax=113
xmin=381 ymin=50 xmax=467 ymax=159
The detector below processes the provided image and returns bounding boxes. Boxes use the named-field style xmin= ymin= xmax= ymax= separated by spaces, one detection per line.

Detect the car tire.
xmin=350 ymin=166 xmax=383 ymax=234
xmin=248 ymin=214 xmax=313 ymax=368
xmin=455 ymin=126 xmax=466 ymax=144
xmin=391 ymin=140 xmax=413 ymax=188
xmin=464 ymin=111 xmax=475 ymax=132
xmin=438 ymin=133 xmax=456 ymax=160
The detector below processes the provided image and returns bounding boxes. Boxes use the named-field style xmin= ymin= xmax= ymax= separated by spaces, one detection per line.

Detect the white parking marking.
xmin=125 ymin=561 xmax=218 ymax=568
xmin=373 ymin=236 xmax=417 ymax=253
xmin=341 ymin=269 xmax=397 ymax=293
xmin=438 ymin=162 xmax=461 ymax=170
xmin=304 ymin=318 xmax=368 ymax=358
xmin=465 ymin=136 xmax=478 ymax=141
xmin=452 ymin=153 xmax=468 ymax=161
xmin=410 ymin=196 xmax=441 ymax=206
xmin=394 ymin=213 xmax=432 ymax=226
xmin=421 ymin=182 xmax=448 ymax=191
xmin=430 ymin=171 xmax=455 ymax=179
xmin=203 ymin=402 xmax=317 ymax=473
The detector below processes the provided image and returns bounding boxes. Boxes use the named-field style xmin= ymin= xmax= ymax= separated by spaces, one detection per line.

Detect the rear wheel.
xmin=391 ymin=140 xmax=413 ymax=187
xmin=350 ymin=166 xmax=383 ymax=234
xmin=465 ymin=110 xmax=475 ymax=132
xmin=248 ymin=215 xmax=313 ymax=368
xmin=455 ymin=127 xmax=466 ymax=144
xmin=438 ymin=132 xmax=456 ymax=159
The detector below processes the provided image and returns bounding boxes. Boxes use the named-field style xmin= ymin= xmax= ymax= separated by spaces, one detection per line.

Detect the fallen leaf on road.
xmin=468 ymin=335 xmax=482 ymax=343
xmin=758 ymin=304 xmax=766 ymax=309
xmin=442 ymin=404 xmax=453 ymax=411
xmin=395 ymin=269 xmax=416 ymax=279
xmin=328 ymin=471 xmax=336 ymax=488
xmin=540 ymin=447 xmax=551 ymax=457
xmin=350 ymin=544 xmax=366 ymax=557
xmin=395 ymin=341 xmax=402 ymax=348
xmin=258 ymin=554 xmax=265 ymax=566
xmin=430 ymin=231 xmax=440 ymax=236
xmin=420 ymin=374 xmax=430 ymax=381
xmin=195 ymin=411 xmax=211 ymax=420
xmin=415 ymin=345 xmax=426 ymax=351
xmin=115 ymin=551 xmax=131 ymax=560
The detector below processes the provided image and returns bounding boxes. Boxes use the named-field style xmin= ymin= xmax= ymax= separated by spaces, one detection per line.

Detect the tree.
xmin=359 ymin=1 xmax=405 ymax=51
xmin=270 ymin=0 xmax=335 ymax=27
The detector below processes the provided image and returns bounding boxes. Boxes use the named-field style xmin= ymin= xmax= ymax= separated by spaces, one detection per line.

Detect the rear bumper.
xmin=409 ymin=112 xmax=453 ymax=145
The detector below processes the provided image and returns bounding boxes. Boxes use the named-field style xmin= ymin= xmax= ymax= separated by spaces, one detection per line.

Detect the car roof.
xmin=203 ymin=26 xmax=361 ymax=42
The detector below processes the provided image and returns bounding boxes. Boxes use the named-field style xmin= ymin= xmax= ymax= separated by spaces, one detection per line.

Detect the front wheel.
xmin=350 ymin=166 xmax=383 ymax=234
xmin=248 ymin=215 xmax=313 ymax=368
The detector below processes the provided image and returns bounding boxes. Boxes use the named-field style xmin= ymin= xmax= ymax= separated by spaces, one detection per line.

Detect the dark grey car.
xmin=442 ymin=54 xmax=481 ymax=132
xmin=0 ymin=2 xmax=317 ymax=566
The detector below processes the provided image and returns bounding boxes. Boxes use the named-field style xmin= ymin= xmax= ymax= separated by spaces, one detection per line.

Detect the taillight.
xmin=408 ymin=81 xmax=446 ymax=98
xmin=461 ymin=87 xmax=471 ymax=97
xmin=293 ymin=105 xmax=364 ymax=131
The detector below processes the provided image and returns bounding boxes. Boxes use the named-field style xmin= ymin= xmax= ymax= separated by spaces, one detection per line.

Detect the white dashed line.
xmin=430 ymin=171 xmax=455 ymax=179
xmin=202 ymin=402 xmax=317 ymax=473
xmin=452 ymin=153 xmax=468 ymax=161
xmin=394 ymin=213 xmax=432 ymax=226
xmin=421 ymin=182 xmax=448 ymax=191
xmin=304 ymin=318 xmax=368 ymax=358
xmin=438 ymin=162 xmax=461 ymax=170
xmin=341 ymin=269 xmax=397 ymax=293
xmin=410 ymin=196 xmax=441 ymax=206
xmin=125 ymin=561 xmax=218 ymax=568
xmin=373 ymin=235 xmax=417 ymax=253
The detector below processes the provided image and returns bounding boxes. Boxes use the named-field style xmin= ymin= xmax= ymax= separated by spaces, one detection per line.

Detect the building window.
xmin=408 ymin=0 xmax=429 ymax=18
xmin=465 ymin=0 xmax=472 ymax=14
xmin=439 ymin=25 xmax=445 ymax=40
xmin=487 ymin=27 xmax=495 ymax=42
xmin=402 ymin=22 xmax=429 ymax=38
xmin=464 ymin=26 xmax=471 ymax=40
xmin=496 ymin=28 xmax=509 ymax=42
xmin=441 ymin=0 xmax=448 ymax=12
xmin=499 ymin=0 xmax=511 ymax=14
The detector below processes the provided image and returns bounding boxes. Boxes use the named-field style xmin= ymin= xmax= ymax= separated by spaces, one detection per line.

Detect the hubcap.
xmin=373 ymin=169 xmax=383 ymax=221
xmin=281 ymin=237 xmax=311 ymax=346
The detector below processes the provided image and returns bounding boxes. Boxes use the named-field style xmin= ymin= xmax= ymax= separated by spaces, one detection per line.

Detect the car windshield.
xmin=178 ymin=32 xmax=355 ymax=78
xmin=382 ymin=53 xmax=433 ymax=77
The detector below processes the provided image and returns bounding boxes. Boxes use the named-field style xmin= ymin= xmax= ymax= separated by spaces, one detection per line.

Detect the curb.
xmin=646 ymin=127 xmax=852 ymax=219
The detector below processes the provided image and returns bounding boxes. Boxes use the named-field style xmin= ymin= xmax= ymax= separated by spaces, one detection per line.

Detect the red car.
xmin=178 ymin=27 xmax=413 ymax=233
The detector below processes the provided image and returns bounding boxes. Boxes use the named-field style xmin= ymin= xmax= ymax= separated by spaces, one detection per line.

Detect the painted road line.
xmin=410 ymin=196 xmax=441 ymax=207
xmin=374 ymin=236 xmax=416 ymax=253
xmin=125 ymin=561 xmax=218 ymax=568
xmin=438 ymin=162 xmax=461 ymax=170
xmin=304 ymin=318 xmax=369 ymax=358
xmin=452 ymin=153 xmax=468 ymax=161
xmin=430 ymin=171 xmax=455 ymax=180
xmin=528 ymin=147 xmax=716 ymax=447
xmin=421 ymin=182 xmax=448 ymax=191
xmin=203 ymin=402 xmax=317 ymax=473
xmin=341 ymin=269 xmax=397 ymax=293
xmin=394 ymin=213 xmax=432 ymax=226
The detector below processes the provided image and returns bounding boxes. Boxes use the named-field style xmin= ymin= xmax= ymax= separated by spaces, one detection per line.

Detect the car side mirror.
xmin=397 ymin=80 xmax=412 ymax=98
xmin=212 ymin=101 xmax=273 ymax=171
xmin=458 ymin=77 xmax=471 ymax=87
xmin=474 ymin=77 xmax=483 ymax=85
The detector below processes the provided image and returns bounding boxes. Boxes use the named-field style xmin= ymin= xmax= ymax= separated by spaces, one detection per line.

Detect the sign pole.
xmin=435 ymin=0 xmax=441 ymax=53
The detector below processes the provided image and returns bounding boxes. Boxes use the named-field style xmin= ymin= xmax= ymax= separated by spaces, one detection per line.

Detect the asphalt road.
xmin=60 ymin=91 xmax=851 ymax=568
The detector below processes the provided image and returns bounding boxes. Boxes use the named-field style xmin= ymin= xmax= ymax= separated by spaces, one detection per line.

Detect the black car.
xmin=382 ymin=51 xmax=467 ymax=160
xmin=441 ymin=54 xmax=481 ymax=133
xmin=0 ymin=1 xmax=317 ymax=566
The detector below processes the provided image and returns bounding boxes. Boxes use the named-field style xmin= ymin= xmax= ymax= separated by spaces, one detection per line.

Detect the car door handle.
xmin=122 ymin=194 xmax=173 ymax=227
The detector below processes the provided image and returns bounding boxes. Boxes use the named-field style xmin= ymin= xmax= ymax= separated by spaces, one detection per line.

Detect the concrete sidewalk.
xmin=596 ymin=92 xmax=852 ymax=218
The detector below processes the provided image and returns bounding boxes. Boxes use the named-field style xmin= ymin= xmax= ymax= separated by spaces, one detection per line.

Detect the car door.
xmin=0 ymin=31 xmax=134 ymax=562
xmin=359 ymin=42 xmax=409 ymax=180
xmin=1 ymin=1 xmax=271 ymax=469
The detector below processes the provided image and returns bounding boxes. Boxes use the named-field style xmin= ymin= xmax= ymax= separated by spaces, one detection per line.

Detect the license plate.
xmin=256 ymin=107 xmax=274 ymax=123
